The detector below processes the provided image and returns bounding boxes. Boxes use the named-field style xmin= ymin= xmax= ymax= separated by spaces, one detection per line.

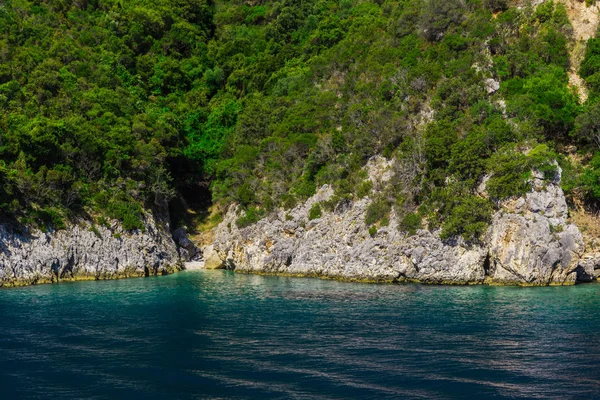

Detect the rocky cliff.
xmin=0 ymin=214 xmax=185 ymax=287
xmin=206 ymin=157 xmax=597 ymax=286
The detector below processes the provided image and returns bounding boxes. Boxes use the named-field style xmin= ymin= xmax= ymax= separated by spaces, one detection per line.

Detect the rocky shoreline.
xmin=203 ymin=158 xmax=600 ymax=286
xmin=0 ymin=214 xmax=188 ymax=288
xmin=3 ymin=157 xmax=600 ymax=288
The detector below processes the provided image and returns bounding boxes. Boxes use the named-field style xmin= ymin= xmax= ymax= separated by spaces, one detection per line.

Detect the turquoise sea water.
xmin=1 ymin=270 xmax=600 ymax=399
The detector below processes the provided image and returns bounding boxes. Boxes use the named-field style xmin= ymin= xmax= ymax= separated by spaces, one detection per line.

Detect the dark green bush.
xmin=365 ymin=199 xmax=391 ymax=226
xmin=486 ymin=149 xmax=531 ymax=200
xmin=308 ymin=203 xmax=322 ymax=220
xmin=449 ymin=129 xmax=490 ymax=182
xmin=582 ymin=152 xmax=600 ymax=201
xmin=368 ymin=225 xmax=377 ymax=237
xmin=357 ymin=181 xmax=373 ymax=198
xmin=528 ymin=144 xmax=558 ymax=180
xmin=38 ymin=208 xmax=67 ymax=231
xmin=440 ymin=196 xmax=492 ymax=242
xmin=236 ymin=182 xmax=256 ymax=206
xmin=558 ymin=156 xmax=582 ymax=198
xmin=107 ymin=201 xmax=145 ymax=232
xmin=419 ymin=0 xmax=464 ymax=42
xmin=400 ymin=213 xmax=422 ymax=235
xmin=292 ymin=175 xmax=317 ymax=200
xmin=573 ymin=102 xmax=600 ymax=147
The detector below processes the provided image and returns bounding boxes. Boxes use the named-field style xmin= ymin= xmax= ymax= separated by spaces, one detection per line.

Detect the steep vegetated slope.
xmin=204 ymin=0 xmax=600 ymax=284
xmin=2 ymin=0 xmax=600 ymax=284
xmin=211 ymin=0 xmax=592 ymax=242
xmin=0 ymin=0 xmax=214 ymax=229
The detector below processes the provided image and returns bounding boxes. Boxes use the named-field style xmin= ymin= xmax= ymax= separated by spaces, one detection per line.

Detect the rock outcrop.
xmin=173 ymin=226 xmax=201 ymax=262
xmin=485 ymin=171 xmax=584 ymax=285
xmin=0 ymin=214 xmax=184 ymax=287
xmin=207 ymin=158 xmax=588 ymax=286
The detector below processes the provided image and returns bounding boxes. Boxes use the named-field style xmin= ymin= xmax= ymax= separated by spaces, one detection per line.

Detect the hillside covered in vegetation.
xmin=2 ymin=0 xmax=600 ymax=242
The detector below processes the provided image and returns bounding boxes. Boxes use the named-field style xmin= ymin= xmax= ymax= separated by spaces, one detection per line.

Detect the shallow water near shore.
xmin=1 ymin=270 xmax=599 ymax=399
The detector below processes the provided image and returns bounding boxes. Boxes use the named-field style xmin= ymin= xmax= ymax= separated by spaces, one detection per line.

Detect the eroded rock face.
xmin=211 ymin=188 xmax=487 ymax=283
xmin=486 ymin=172 xmax=584 ymax=285
xmin=576 ymin=253 xmax=600 ymax=282
xmin=208 ymin=158 xmax=587 ymax=286
xmin=0 ymin=214 xmax=182 ymax=287
xmin=173 ymin=226 xmax=200 ymax=261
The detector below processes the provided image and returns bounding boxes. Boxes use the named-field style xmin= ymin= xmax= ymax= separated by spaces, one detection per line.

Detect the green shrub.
xmin=425 ymin=119 xmax=458 ymax=176
xmin=582 ymin=152 xmax=600 ymax=201
xmin=308 ymin=203 xmax=322 ymax=220
xmin=39 ymin=207 xmax=67 ymax=231
xmin=486 ymin=149 xmax=531 ymax=200
xmin=365 ymin=198 xmax=391 ymax=226
xmin=400 ymin=213 xmax=422 ymax=235
xmin=580 ymin=37 xmax=600 ymax=88
xmin=292 ymin=175 xmax=317 ymax=199
xmin=122 ymin=212 xmax=144 ymax=232
xmin=559 ymin=156 xmax=582 ymax=198
xmin=236 ymin=207 xmax=263 ymax=228
xmin=573 ymin=102 xmax=600 ymax=147
xmin=484 ymin=0 xmax=507 ymax=12
xmin=528 ymin=144 xmax=558 ymax=180
xmin=368 ymin=225 xmax=377 ymax=237
xmin=486 ymin=144 xmax=558 ymax=200
xmin=440 ymin=195 xmax=492 ymax=242
xmin=449 ymin=129 xmax=490 ymax=182
xmin=533 ymin=0 xmax=554 ymax=23
xmin=107 ymin=201 xmax=145 ymax=232
xmin=357 ymin=180 xmax=373 ymax=198
xmin=419 ymin=0 xmax=464 ymax=42
xmin=380 ymin=215 xmax=390 ymax=227
xmin=97 ymin=215 xmax=110 ymax=228
xmin=236 ymin=182 xmax=256 ymax=206
xmin=281 ymin=194 xmax=298 ymax=210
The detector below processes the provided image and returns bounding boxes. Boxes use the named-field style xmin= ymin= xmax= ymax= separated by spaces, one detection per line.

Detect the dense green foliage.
xmin=575 ymin=8 xmax=600 ymax=207
xmin=0 ymin=0 xmax=214 ymax=228
xmin=205 ymin=0 xmax=582 ymax=242
xmin=400 ymin=212 xmax=422 ymax=235
xmin=2 ymin=0 xmax=600 ymax=241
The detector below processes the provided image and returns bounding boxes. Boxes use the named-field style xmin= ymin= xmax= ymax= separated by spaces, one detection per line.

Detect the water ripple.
xmin=1 ymin=271 xmax=599 ymax=399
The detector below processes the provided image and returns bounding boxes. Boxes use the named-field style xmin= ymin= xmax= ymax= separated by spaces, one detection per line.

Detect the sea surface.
xmin=1 ymin=270 xmax=600 ymax=399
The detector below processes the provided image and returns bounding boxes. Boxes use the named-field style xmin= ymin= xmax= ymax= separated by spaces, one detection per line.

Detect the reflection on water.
xmin=1 ymin=270 xmax=599 ymax=399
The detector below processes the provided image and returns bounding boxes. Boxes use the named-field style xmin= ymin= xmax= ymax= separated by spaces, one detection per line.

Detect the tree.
xmin=574 ymin=103 xmax=600 ymax=149
xmin=419 ymin=0 xmax=464 ymax=42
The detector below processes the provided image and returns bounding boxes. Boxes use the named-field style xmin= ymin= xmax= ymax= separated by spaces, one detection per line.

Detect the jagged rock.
xmin=0 ymin=214 xmax=182 ymax=287
xmin=575 ymin=253 xmax=599 ymax=282
xmin=207 ymin=158 xmax=588 ymax=286
xmin=173 ymin=226 xmax=200 ymax=261
xmin=210 ymin=193 xmax=489 ymax=283
xmin=486 ymin=168 xmax=584 ymax=285
xmin=202 ymin=245 xmax=224 ymax=270
xmin=484 ymin=78 xmax=500 ymax=94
